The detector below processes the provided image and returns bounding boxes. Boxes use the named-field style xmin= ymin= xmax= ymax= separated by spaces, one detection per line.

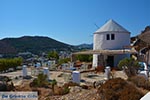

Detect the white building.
xmin=93 ymin=19 xmax=130 ymax=68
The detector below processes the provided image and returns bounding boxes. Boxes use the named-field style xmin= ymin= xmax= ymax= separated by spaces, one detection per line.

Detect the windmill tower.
xmin=93 ymin=19 xmax=130 ymax=68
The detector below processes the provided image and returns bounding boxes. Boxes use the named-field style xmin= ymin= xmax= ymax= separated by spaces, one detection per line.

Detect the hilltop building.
xmin=72 ymin=19 xmax=136 ymax=69
xmin=93 ymin=19 xmax=130 ymax=68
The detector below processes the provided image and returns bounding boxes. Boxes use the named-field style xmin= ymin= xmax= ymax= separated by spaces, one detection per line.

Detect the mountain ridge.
xmin=0 ymin=36 xmax=74 ymax=54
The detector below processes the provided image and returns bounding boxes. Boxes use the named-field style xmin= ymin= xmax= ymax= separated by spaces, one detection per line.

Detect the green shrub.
xmin=58 ymin=58 xmax=70 ymax=65
xmin=47 ymin=51 xmax=59 ymax=60
xmin=0 ymin=58 xmax=22 ymax=72
xmin=62 ymin=87 xmax=70 ymax=94
xmin=30 ymin=73 xmax=48 ymax=87
xmin=118 ymin=58 xmax=140 ymax=77
xmin=76 ymin=54 xmax=92 ymax=62
xmin=51 ymin=79 xmax=57 ymax=92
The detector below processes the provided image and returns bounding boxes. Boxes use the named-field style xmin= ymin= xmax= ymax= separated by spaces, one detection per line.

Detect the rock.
xmin=0 ymin=81 xmax=15 ymax=91
xmin=0 ymin=76 xmax=11 ymax=82
xmin=0 ymin=76 xmax=15 ymax=91
xmin=7 ymin=81 xmax=15 ymax=91
xmin=80 ymin=84 xmax=89 ymax=89
xmin=70 ymin=86 xmax=82 ymax=93
xmin=0 ymin=81 xmax=7 ymax=91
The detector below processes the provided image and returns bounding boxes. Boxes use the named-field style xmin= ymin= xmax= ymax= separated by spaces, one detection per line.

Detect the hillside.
xmin=0 ymin=36 xmax=74 ymax=54
xmin=0 ymin=41 xmax=16 ymax=54
xmin=76 ymin=43 xmax=93 ymax=50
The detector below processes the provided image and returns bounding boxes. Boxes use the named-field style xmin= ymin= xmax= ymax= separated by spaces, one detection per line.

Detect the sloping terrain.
xmin=0 ymin=36 xmax=74 ymax=54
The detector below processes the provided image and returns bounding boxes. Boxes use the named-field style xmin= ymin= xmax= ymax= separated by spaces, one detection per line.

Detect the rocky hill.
xmin=0 ymin=41 xmax=17 ymax=54
xmin=0 ymin=36 xmax=74 ymax=54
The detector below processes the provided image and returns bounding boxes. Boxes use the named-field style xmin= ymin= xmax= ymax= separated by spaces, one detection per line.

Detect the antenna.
xmin=94 ymin=23 xmax=99 ymax=29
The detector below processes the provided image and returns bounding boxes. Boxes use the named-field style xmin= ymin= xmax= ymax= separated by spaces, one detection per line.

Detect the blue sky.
xmin=0 ymin=0 xmax=149 ymax=45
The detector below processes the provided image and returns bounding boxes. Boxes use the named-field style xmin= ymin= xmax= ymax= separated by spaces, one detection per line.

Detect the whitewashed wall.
xmin=93 ymin=31 xmax=130 ymax=68
xmin=94 ymin=32 xmax=130 ymax=50
xmin=93 ymin=54 xmax=98 ymax=68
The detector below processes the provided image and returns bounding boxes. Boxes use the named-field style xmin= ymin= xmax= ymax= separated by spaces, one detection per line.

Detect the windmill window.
xmin=111 ymin=34 xmax=115 ymax=40
xmin=106 ymin=34 xmax=110 ymax=40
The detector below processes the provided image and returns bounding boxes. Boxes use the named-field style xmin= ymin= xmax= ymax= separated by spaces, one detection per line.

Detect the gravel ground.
xmin=2 ymin=68 xmax=149 ymax=100
xmin=48 ymin=88 xmax=100 ymax=100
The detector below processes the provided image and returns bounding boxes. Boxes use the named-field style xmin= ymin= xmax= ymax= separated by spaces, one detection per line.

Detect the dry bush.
xmin=53 ymin=85 xmax=70 ymax=95
xmin=128 ymin=76 xmax=150 ymax=90
xmin=37 ymin=88 xmax=52 ymax=97
xmin=63 ymin=81 xmax=79 ymax=88
xmin=53 ymin=85 xmax=63 ymax=95
xmin=32 ymin=88 xmax=53 ymax=100
xmin=98 ymin=78 xmax=144 ymax=100
xmin=119 ymin=84 xmax=144 ymax=100
xmin=15 ymin=81 xmax=32 ymax=91
xmin=53 ymin=81 xmax=81 ymax=95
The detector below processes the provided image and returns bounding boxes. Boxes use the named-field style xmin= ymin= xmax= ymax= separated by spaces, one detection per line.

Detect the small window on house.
xmin=106 ymin=34 xmax=110 ymax=40
xmin=111 ymin=34 xmax=115 ymax=40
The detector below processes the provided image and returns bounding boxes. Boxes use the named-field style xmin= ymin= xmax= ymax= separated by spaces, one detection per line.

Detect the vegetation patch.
xmin=97 ymin=78 xmax=144 ymax=100
xmin=0 ymin=58 xmax=22 ymax=72
xmin=128 ymin=75 xmax=150 ymax=90
xmin=63 ymin=81 xmax=79 ymax=88
xmin=118 ymin=58 xmax=140 ymax=77
xmin=30 ymin=73 xmax=49 ymax=87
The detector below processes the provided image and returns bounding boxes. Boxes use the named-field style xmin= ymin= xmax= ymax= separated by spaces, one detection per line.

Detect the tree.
xmin=0 ymin=58 xmax=22 ymax=72
xmin=58 ymin=58 xmax=70 ymax=65
xmin=31 ymin=73 xmax=48 ymax=87
xmin=118 ymin=58 xmax=140 ymax=77
xmin=76 ymin=54 xmax=92 ymax=62
xmin=47 ymin=51 xmax=59 ymax=60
